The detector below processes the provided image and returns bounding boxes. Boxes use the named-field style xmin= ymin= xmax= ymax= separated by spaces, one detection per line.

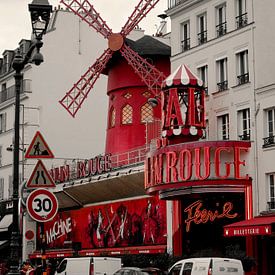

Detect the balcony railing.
xmin=168 ymin=0 xmax=183 ymax=9
xmin=110 ymin=146 xmax=147 ymax=168
xmin=198 ymin=31 xmax=207 ymax=45
xmin=239 ymin=133 xmax=251 ymax=141
xmin=181 ymin=38 xmax=190 ymax=52
xmin=236 ymin=13 xmax=248 ymax=28
xmin=237 ymin=73 xmax=249 ymax=85
xmin=216 ymin=22 xmax=227 ymax=37
xmin=217 ymin=80 xmax=228 ymax=92
xmin=263 ymin=135 xmax=275 ymax=148
xmin=267 ymin=201 xmax=275 ymax=211
xmin=0 ymin=79 xmax=31 ymax=104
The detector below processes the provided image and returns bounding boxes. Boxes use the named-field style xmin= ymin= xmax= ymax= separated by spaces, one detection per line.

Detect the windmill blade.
xmin=59 ymin=48 xmax=113 ymax=117
xmin=120 ymin=44 xmax=165 ymax=96
xmin=120 ymin=0 xmax=160 ymax=36
xmin=60 ymin=0 xmax=112 ymax=39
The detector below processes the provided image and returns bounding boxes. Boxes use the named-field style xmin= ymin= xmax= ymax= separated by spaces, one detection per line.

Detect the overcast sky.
xmin=0 ymin=0 xmax=169 ymax=54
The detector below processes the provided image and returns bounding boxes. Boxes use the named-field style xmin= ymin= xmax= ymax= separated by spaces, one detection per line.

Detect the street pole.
xmin=8 ymin=59 xmax=24 ymax=275
xmin=7 ymin=1 xmax=52 ymax=274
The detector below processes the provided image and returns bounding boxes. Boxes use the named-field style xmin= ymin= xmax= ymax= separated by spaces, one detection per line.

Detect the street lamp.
xmin=8 ymin=1 xmax=52 ymax=274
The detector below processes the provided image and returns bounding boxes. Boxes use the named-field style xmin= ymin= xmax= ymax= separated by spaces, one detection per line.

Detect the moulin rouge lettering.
xmin=49 ymin=154 xmax=112 ymax=183
xmin=184 ymin=200 xmax=238 ymax=232
xmin=145 ymin=142 xmax=251 ymax=191
xmin=46 ymin=217 xmax=72 ymax=244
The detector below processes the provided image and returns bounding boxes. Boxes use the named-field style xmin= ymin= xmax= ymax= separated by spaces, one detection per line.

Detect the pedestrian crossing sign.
xmin=25 ymin=131 xmax=54 ymax=159
xmin=26 ymin=160 xmax=56 ymax=188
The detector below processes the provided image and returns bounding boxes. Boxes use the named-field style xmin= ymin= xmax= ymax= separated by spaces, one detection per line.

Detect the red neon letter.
xmin=179 ymin=149 xmax=192 ymax=181
xmin=166 ymin=151 xmax=178 ymax=183
xmin=234 ymin=146 xmax=249 ymax=179
xmin=154 ymin=154 xmax=163 ymax=184
xmin=164 ymin=88 xmax=184 ymax=128
xmin=215 ymin=147 xmax=231 ymax=179
xmin=194 ymin=147 xmax=210 ymax=180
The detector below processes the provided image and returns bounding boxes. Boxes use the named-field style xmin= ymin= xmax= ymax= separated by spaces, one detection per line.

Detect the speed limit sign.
xmin=26 ymin=188 xmax=58 ymax=222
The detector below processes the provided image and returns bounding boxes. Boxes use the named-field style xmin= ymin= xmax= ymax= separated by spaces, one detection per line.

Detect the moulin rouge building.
xmin=29 ymin=63 xmax=256 ymax=265
xmin=26 ymin=30 xmax=274 ymax=275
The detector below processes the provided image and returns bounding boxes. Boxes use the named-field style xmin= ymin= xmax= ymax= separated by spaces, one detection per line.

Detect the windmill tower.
xmin=59 ymin=0 xmax=170 ymax=155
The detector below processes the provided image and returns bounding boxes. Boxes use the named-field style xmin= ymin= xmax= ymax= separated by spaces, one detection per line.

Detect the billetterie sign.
xmin=49 ymin=154 xmax=112 ymax=183
xmin=145 ymin=140 xmax=251 ymax=193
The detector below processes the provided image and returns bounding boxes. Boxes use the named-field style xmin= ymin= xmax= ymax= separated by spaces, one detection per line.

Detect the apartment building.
xmin=166 ymin=0 xmax=275 ymax=274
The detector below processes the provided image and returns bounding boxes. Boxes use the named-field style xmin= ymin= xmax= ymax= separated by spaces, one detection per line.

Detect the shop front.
xmin=145 ymin=140 xmax=252 ymax=259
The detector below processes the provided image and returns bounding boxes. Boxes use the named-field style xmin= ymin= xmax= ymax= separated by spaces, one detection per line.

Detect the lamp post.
xmin=8 ymin=1 xmax=52 ymax=274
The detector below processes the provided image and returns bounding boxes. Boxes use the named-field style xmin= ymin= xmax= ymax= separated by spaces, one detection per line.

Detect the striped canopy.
xmin=163 ymin=64 xmax=203 ymax=88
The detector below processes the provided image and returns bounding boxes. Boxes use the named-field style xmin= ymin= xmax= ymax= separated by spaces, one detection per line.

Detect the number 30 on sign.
xmin=26 ymin=188 xmax=58 ymax=222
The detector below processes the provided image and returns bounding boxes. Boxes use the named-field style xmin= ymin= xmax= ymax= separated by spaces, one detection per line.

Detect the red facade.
xmin=41 ymin=196 xmax=166 ymax=250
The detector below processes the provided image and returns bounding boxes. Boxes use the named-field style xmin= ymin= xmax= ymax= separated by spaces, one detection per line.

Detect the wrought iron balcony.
xmin=0 ymin=79 xmax=31 ymax=104
xmin=239 ymin=133 xmax=251 ymax=141
xmin=216 ymin=22 xmax=227 ymax=37
xmin=181 ymin=38 xmax=190 ymax=52
xmin=237 ymin=73 xmax=249 ymax=85
xmin=198 ymin=30 xmax=207 ymax=45
xmin=236 ymin=13 xmax=248 ymax=28
xmin=168 ymin=0 xmax=183 ymax=9
xmin=217 ymin=80 xmax=228 ymax=92
xmin=267 ymin=201 xmax=275 ymax=211
xmin=263 ymin=135 xmax=275 ymax=148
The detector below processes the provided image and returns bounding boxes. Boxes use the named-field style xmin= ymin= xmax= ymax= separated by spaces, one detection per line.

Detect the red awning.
xmin=224 ymin=215 xmax=275 ymax=237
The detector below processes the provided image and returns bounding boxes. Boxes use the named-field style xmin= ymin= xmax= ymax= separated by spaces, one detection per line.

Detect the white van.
xmin=168 ymin=258 xmax=244 ymax=275
xmin=54 ymin=256 xmax=122 ymax=275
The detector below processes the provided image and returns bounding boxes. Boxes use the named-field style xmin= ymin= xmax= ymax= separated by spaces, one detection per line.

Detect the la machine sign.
xmin=145 ymin=140 xmax=251 ymax=193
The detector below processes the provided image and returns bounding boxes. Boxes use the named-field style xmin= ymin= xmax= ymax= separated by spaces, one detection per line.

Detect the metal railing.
xmin=198 ymin=30 xmax=207 ymax=45
xmin=110 ymin=146 xmax=147 ymax=168
xmin=181 ymin=38 xmax=190 ymax=52
xmin=236 ymin=13 xmax=248 ymax=28
xmin=216 ymin=22 xmax=227 ymax=37
xmin=237 ymin=73 xmax=249 ymax=85
xmin=168 ymin=0 xmax=183 ymax=9
xmin=217 ymin=80 xmax=228 ymax=92
xmin=263 ymin=135 xmax=275 ymax=148
xmin=239 ymin=133 xmax=250 ymax=141
xmin=0 ymin=79 xmax=31 ymax=104
xmin=267 ymin=201 xmax=275 ymax=211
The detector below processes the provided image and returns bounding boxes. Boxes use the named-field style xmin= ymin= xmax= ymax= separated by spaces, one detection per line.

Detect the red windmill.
xmin=59 ymin=0 xmax=170 ymax=155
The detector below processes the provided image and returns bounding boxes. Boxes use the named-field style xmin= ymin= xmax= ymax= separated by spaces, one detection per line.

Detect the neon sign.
xmin=145 ymin=141 xmax=251 ymax=192
xmin=184 ymin=200 xmax=238 ymax=232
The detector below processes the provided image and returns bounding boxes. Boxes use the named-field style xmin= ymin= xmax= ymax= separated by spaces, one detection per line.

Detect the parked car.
xmin=168 ymin=258 xmax=244 ymax=275
xmin=114 ymin=267 xmax=165 ymax=275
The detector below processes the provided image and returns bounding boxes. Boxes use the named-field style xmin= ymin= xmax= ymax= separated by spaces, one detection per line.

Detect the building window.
xmin=236 ymin=50 xmax=249 ymax=85
xmin=109 ymin=107 xmax=116 ymax=128
xmin=141 ymin=103 xmax=154 ymax=123
xmin=216 ymin=4 xmax=227 ymax=37
xmin=0 ymin=113 xmax=6 ymax=133
xmin=197 ymin=65 xmax=208 ymax=94
xmin=263 ymin=108 xmax=275 ymax=147
xmin=236 ymin=0 xmax=247 ymax=28
xmin=268 ymin=174 xmax=275 ymax=210
xmin=238 ymin=108 xmax=250 ymax=140
xmin=0 ymin=178 xmax=3 ymax=200
xmin=216 ymin=58 xmax=228 ymax=91
xmin=197 ymin=13 xmax=207 ymax=45
xmin=218 ymin=114 xmax=229 ymax=140
xmin=180 ymin=21 xmax=190 ymax=51
xmin=122 ymin=104 xmax=133 ymax=125
xmin=124 ymin=92 xmax=132 ymax=99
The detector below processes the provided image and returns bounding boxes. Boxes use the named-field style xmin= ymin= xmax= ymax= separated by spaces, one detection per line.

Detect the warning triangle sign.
xmin=26 ymin=160 xmax=56 ymax=188
xmin=25 ymin=131 xmax=54 ymax=159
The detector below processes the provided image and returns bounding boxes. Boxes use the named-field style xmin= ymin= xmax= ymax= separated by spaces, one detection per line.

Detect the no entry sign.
xmin=26 ymin=188 xmax=58 ymax=222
